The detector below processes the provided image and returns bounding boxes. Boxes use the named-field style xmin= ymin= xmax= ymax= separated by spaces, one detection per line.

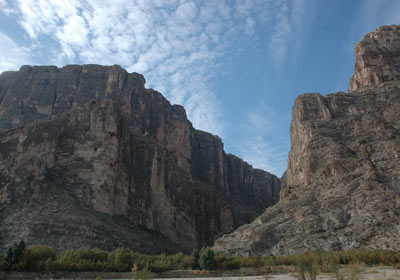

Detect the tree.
xmin=21 ymin=245 xmax=56 ymax=271
xmin=191 ymin=248 xmax=200 ymax=269
xmin=5 ymin=240 xmax=26 ymax=271
xmin=198 ymin=248 xmax=216 ymax=271
xmin=0 ymin=252 xmax=5 ymax=271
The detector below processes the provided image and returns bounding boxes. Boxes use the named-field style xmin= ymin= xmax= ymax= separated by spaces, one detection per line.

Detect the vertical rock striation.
xmin=0 ymin=64 xmax=280 ymax=253
xmin=214 ymin=25 xmax=400 ymax=256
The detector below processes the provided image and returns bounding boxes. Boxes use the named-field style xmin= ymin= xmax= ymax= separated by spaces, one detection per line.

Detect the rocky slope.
xmin=0 ymin=64 xmax=280 ymax=253
xmin=213 ymin=25 xmax=400 ymax=256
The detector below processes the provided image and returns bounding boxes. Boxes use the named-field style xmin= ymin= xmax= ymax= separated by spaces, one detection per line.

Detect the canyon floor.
xmin=2 ymin=266 xmax=399 ymax=279
xmin=113 ymin=267 xmax=400 ymax=280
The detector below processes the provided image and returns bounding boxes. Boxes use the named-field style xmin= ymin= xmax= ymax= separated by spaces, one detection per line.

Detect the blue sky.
xmin=1 ymin=0 xmax=400 ymax=177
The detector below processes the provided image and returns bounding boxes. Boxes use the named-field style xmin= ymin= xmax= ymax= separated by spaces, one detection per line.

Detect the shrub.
xmin=295 ymin=253 xmax=319 ymax=280
xmin=276 ymin=254 xmax=297 ymax=266
xmin=179 ymin=255 xmax=196 ymax=270
xmin=198 ymin=248 xmax=216 ymax=271
xmin=21 ymin=245 xmax=56 ymax=271
xmin=147 ymin=255 xmax=172 ymax=272
xmin=134 ymin=266 xmax=152 ymax=279
xmin=0 ymin=252 xmax=5 ymax=271
xmin=262 ymin=255 xmax=277 ymax=266
xmin=237 ymin=256 xmax=262 ymax=268
xmin=191 ymin=248 xmax=200 ymax=269
xmin=107 ymin=248 xmax=135 ymax=272
xmin=55 ymin=248 xmax=108 ymax=272
xmin=5 ymin=240 xmax=26 ymax=271
xmin=215 ymin=254 xmax=240 ymax=270
xmin=170 ymin=252 xmax=185 ymax=268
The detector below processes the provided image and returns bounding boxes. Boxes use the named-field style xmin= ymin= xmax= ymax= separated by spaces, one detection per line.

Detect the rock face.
xmin=349 ymin=25 xmax=400 ymax=92
xmin=0 ymin=65 xmax=280 ymax=253
xmin=214 ymin=25 xmax=400 ymax=256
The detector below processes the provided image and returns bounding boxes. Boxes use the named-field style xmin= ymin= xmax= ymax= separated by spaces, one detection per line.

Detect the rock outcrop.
xmin=0 ymin=64 xmax=280 ymax=253
xmin=214 ymin=25 xmax=400 ymax=256
xmin=349 ymin=25 xmax=400 ymax=92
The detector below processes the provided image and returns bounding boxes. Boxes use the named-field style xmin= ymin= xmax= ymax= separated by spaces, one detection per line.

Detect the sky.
xmin=1 ymin=0 xmax=400 ymax=177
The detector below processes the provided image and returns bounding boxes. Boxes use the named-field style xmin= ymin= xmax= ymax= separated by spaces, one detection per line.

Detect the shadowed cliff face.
xmin=213 ymin=25 xmax=400 ymax=256
xmin=0 ymin=64 xmax=280 ymax=253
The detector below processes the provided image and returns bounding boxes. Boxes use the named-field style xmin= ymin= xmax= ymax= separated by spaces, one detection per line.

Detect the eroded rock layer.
xmin=214 ymin=25 xmax=400 ymax=256
xmin=0 ymin=64 xmax=280 ymax=253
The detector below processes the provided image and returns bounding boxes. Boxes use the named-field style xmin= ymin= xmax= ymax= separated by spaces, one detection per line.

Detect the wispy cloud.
xmin=236 ymin=102 xmax=290 ymax=176
xmin=268 ymin=0 xmax=314 ymax=68
xmin=239 ymin=135 xmax=288 ymax=176
xmin=0 ymin=0 xmax=15 ymax=15
xmin=354 ymin=0 xmax=400 ymax=34
xmin=0 ymin=32 xmax=33 ymax=73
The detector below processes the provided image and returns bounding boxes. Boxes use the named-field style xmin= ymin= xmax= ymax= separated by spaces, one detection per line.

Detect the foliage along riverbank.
xmin=1 ymin=241 xmax=399 ymax=277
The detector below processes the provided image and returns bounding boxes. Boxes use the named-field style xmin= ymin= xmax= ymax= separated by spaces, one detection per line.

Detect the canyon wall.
xmin=0 ymin=64 xmax=280 ymax=253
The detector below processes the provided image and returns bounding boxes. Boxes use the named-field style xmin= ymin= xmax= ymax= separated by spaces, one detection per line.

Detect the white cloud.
xmin=0 ymin=0 xmax=15 ymax=15
xmin=244 ymin=17 xmax=256 ymax=35
xmin=235 ymin=0 xmax=254 ymax=16
xmin=265 ymin=0 xmax=313 ymax=68
xmin=57 ymin=15 xmax=89 ymax=48
xmin=269 ymin=4 xmax=291 ymax=67
xmin=0 ymin=32 xmax=33 ymax=73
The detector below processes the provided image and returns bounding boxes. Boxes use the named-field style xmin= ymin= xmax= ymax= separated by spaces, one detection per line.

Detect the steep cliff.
xmin=213 ymin=25 xmax=400 ymax=256
xmin=0 ymin=65 xmax=280 ymax=253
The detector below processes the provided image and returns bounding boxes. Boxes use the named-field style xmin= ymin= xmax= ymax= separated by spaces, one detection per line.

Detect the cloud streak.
xmin=354 ymin=0 xmax=400 ymax=34
xmin=0 ymin=32 xmax=33 ymax=73
xmin=237 ymin=102 xmax=290 ymax=176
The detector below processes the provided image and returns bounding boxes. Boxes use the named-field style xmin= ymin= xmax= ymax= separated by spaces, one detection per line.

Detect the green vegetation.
xmin=5 ymin=240 xmax=25 ymax=271
xmin=198 ymin=248 xmax=216 ymax=270
xmin=21 ymin=245 xmax=56 ymax=272
xmin=1 ymin=242 xmax=400 ymax=275
xmin=296 ymin=253 xmax=319 ymax=280
xmin=0 ymin=252 xmax=5 ymax=271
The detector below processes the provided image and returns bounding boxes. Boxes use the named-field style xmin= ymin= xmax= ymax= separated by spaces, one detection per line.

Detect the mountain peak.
xmin=349 ymin=24 xmax=400 ymax=92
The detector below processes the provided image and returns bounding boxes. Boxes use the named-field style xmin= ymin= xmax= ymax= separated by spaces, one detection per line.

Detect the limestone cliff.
xmin=213 ymin=25 xmax=400 ymax=256
xmin=0 ymin=65 xmax=280 ymax=253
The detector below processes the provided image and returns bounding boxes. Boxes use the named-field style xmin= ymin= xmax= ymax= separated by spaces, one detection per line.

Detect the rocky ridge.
xmin=0 ymin=64 xmax=280 ymax=253
xmin=213 ymin=25 xmax=400 ymax=256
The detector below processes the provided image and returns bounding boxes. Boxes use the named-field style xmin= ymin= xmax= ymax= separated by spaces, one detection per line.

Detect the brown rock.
xmin=0 ymin=65 xmax=280 ymax=253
